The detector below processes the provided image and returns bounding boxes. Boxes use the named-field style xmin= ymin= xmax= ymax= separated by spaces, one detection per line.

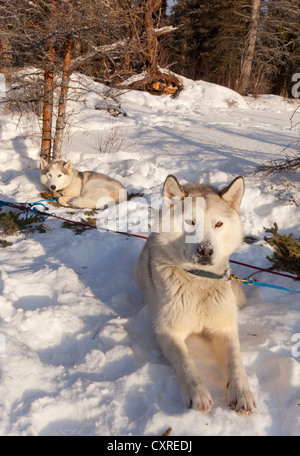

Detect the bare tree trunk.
xmin=238 ymin=0 xmax=260 ymax=95
xmin=126 ymin=0 xmax=181 ymax=95
xmin=122 ymin=8 xmax=139 ymax=74
xmin=41 ymin=39 xmax=55 ymax=161
xmin=144 ymin=0 xmax=161 ymax=76
xmin=52 ymin=37 xmax=73 ymax=160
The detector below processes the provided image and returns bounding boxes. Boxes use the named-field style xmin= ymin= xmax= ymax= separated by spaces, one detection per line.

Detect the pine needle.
xmin=264 ymin=223 xmax=300 ymax=278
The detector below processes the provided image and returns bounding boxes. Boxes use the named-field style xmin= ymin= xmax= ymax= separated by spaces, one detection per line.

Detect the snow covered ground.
xmin=0 ymin=73 xmax=299 ymax=436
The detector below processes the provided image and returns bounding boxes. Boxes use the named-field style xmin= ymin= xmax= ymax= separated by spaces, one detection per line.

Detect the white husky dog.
xmin=136 ymin=175 xmax=256 ymax=414
xmin=40 ymin=159 xmax=126 ymax=209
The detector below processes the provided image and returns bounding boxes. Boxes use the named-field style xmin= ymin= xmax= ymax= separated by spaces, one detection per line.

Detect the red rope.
xmin=48 ymin=212 xmax=149 ymax=240
xmin=4 ymin=201 xmax=300 ymax=281
xmin=229 ymin=260 xmax=299 ymax=281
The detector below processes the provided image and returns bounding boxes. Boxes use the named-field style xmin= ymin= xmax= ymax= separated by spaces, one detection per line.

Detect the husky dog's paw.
xmin=186 ymin=384 xmax=213 ymax=413
xmin=227 ymin=386 xmax=256 ymax=414
xmin=51 ymin=190 xmax=62 ymax=198
xmin=58 ymin=197 xmax=71 ymax=207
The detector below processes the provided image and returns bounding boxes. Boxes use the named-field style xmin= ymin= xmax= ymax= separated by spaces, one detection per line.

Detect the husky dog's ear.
xmin=63 ymin=160 xmax=72 ymax=172
xmin=220 ymin=176 xmax=244 ymax=211
xmin=163 ymin=175 xmax=187 ymax=200
xmin=40 ymin=157 xmax=48 ymax=170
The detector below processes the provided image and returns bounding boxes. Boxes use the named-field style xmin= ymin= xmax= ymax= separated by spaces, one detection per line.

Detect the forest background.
xmin=0 ymin=0 xmax=299 ymax=160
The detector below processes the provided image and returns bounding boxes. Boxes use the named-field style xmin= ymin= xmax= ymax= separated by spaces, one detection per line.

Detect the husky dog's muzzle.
xmin=192 ymin=242 xmax=214 ymax=265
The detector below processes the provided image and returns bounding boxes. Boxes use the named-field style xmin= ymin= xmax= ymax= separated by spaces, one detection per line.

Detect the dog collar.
xmin=184 ymin=268 xmax=229 ymax=280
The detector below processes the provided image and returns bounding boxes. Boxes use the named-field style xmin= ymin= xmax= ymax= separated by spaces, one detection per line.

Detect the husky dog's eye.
xmin=185 ymin=219 xmax=195 ymax=226
xmin=57 ymin=174 xmax=62 ymax=178
xmin=48 ymin=173 xmax=52 ymax=178
xmin=215 ymin=221 xmax=223 ymax=228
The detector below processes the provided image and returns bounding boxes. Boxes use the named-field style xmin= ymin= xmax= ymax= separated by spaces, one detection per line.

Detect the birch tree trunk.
xmin=238 ymin=0 xmax=261 ymax=95
xmin=41 ymin=39 xmax=55 ymax=161
xmin=52 ymin=37 xmax=73 ymax=160
xmin=0 ymin=38 xmax=12 ymax=66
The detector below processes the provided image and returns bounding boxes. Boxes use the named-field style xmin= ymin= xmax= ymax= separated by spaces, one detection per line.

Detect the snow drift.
xmin=0 ymin=73 xmax=299 ymax=436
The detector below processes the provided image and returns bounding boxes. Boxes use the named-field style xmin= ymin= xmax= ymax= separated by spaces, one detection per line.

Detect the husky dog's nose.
xmin=196 ymin=243 xmax=214 ymax=264
xmin=197 ymin=246 xmax=214 ymax=257
xmin=50 ymin=185 xmax=56 ymax=190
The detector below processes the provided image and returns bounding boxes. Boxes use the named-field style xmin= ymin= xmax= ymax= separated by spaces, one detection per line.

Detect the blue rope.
xmin=241 ymin=277 xmax=300 ymax=294
xmin=26 ymin=200 xmax=57 ymax=221
xmin=0 ymin=199 xmax=57 ymax=222
xmin=26 ymin=201 xmax=47 ymax=218
xmin=0 ymin=201 xmax=14 ymax=208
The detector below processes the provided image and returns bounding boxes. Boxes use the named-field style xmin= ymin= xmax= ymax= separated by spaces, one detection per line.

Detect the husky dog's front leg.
xmin=212 ymin=331 xmax=256 ymax=413
xmin=156 ymin=331 xmax=213 ymax=412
